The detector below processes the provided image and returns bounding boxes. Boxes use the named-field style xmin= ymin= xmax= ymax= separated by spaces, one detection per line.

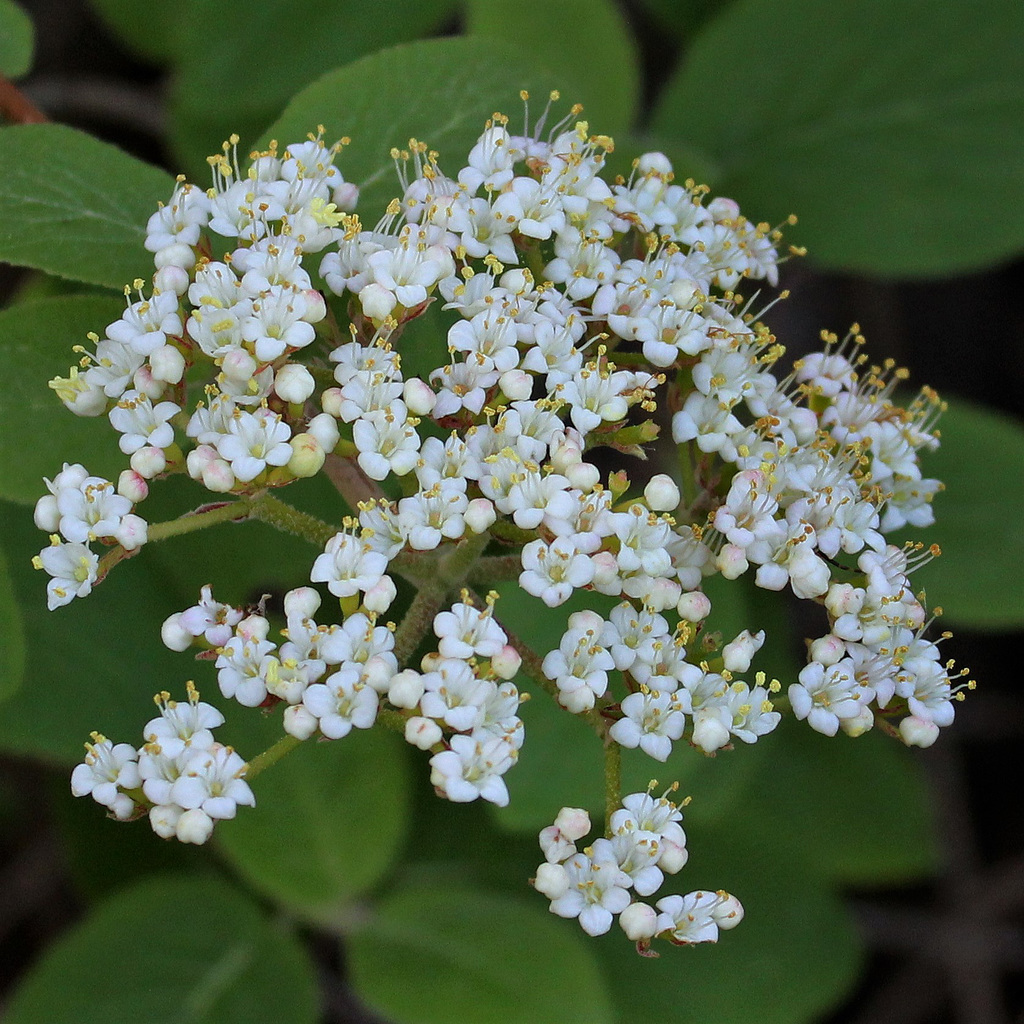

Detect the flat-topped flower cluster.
xmin=40 ymin=96 xmax=970 ymax=949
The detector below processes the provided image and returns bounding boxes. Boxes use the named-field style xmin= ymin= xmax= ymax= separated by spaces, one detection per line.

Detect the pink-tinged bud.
xmin=275 ymin=364 xmax=315 ymax=403
xmin=647 ymin=577 xmax=682 ymax=611
xmin=220 ymin=348 xmax=258 ymax=382
xmin=839 ymin=706 xmax=875 ymax=737
xmin=463 ymin=498 xmax=496 ymax=534
xmin=150 ymin=344 xmax=186 ymax=384
xmin=33 ymin=494 xmax=59 ymax=532
xmin=130 ymin=446 xmax=167 ymax=479
xmin=388 ymin=669 xmax=425 ymax=709
xmin=160 ymin=612 xmax=193 ymax=652
xmin=405 ymin=716 xmax=442 ymax=750
xmin=287 ymin=433 xmax=325 ymax=478
xmin=533 ymin=863 xmax=570 ymax=900
xmin=186 ymin=444 xmax=218 ymax=481
xmin=568 ymin=609 xmax=605 ymax=634
xmin=321 ymin=387 xmax=345 ymax=419
xmin=132 ymin=365 xmax=164 ymax=399
xmin=200 ymin=459 xmax=235 ymax=493
xmin=708 ymin=196 xmax=741 ymax=221
xmin=153 ymin=264 xmax=190 ymax=296
xmin=549 ymin=437 xmax=583 ymax=472
xmin=154 ymin=242 xmax=195 ymax=271
xmin=237 ymin=613 xmax=270 ymax=642
xmin=723 ymin=629 xmax=766 ymax=673
xmin=553 ymin=806 xmax=591 ymax=842
xmin=657 ymin=838 xmax=689 ymax=874
xmin=637 ymin=151 xmax=673 ymax=176
xmin=333 ymin=181 xmax=359 ymax=211
xmin=283 ymin=705 xmax=319 ymax=740
xmin=565 ymin=461 xmax=601 ymax=491
xmin=403 ymin=377 xmax=437 ymax=416
xmin=591 ymin=551 xmax=619 ymax=589
xmin=900 ymin=715 xmax=940 ymax=748
xmin=716 ymin=543 xmax=749 ymax=580
xmin=491 ymin=644 xmax=522 ymax=680
xmin=283 ymin=587 xmax=320 ymax=620
xmin=620 ymin=902 xmax=658 ymax=941
xmin=300 ymin=289 xmax=327 ymax=323
xmin=711 ymin=893 xmax=744 ymax=930
xmin=306 ymin=412 xmax=340 ymax=454
xmin=118 ymin=469 xmax=149 ymax=504
xmin=363 ymin=576 xmax=397 ymax=614
xmin=644 ymin=473 xmax=680 ymax=512
xmin=359 ymin=282 xmax=396 ymax=321
xmin=825 ymin=582 xmax=864 ymax=618
xmin=499 ymin=368 xmax=533 ymax=401
xmin=809 ymin=634 xmax=846 ymax=667
xmin=115 ymin=514 xmax=148 ymax=551
xmin=175 ymin=808 xmax=214 ymax=845
xmin=677 ymin=590 xmax=712 ymax=622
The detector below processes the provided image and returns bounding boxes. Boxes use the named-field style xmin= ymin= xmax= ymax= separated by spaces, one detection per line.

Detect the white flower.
xmin=215 ymin=407 xmax=293 ymax=482
xmin=429 ymin=734 xmax=517 ymax=806
xmin=34 ymin=537 xmax=99 ymax=610
xmin=71 ymin=733 xmax=140 ymax=819
xmin=310 ymin=531 xmax=388 ymax=598
xmin=548 ymin=850 xmax=633 ymax=937
xmin=302 ymin=667 xmax=379 ymax=738
xmin=170 ymin=743 xmax=255 ymax=821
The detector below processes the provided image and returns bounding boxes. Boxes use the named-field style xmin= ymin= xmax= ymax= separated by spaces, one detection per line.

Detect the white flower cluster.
xmin=532 ymin=794 xmax=742 ymax=946
xmin=70 ymin=682 xmax=254 ymax=844
xmin=50 ymin=98 xmax=970 ymax=948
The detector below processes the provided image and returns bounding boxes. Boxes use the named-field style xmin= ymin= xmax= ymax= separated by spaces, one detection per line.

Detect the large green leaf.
xmin=652 ymin=0 xmax=1024 ymax=276
xmin=260 ymin=37 xmax=568 ymax=221
xmin=466 ymin=0 xmax=640 ymax=138
xmin=597 ymin=817 xmax=863 ymax=1024
xmin=348 ymin=881 xmax=615 ymax=1024
xmin=217 ymin=717 xmax=410 ymax=921
xmin=4 ymin=875 xmax=318 ymax=1024
xmin=911 ymin=397 xmax=1024 ymax=630
xmin=168 ymin=0 xmax=456 ymax=177
xmin=0 ymin=124 xmax=172 ymax=287
xmin=0 ymin=541 xmax=26 ymax=704
xmin=0 ymin=0 xmax=33 ymax=77
xmin=0 ymin=294 xmax=126 ymax=505
xmin=87 ymin=0 xmax=183 ymax=66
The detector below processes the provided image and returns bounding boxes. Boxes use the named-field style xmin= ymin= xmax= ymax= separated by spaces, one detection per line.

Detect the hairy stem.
xmin=248 ymin=491 xmax=337 ymax=547
xmin=245 ymin=733 xmax=302 ymax=780
xmin=604 ymin=739 xmax=622 ymax=836
xmin=146 ymin=498 xmax=253 ymax=542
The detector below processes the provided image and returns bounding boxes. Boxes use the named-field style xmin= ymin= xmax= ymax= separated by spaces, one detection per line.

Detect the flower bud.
xmin=117 ymin=469 xmax=149 ymax=503
xmin=287 ymin=433 xmax=325 ymax=478
xmin=363 ymin=576 xmax=397 ymax=614
xmin=359 ymin=282 xmax=397 ymax=321
xmin=637 ymin=152 xmax=673 ymax=176
xmin=464 ymin=498 xmax=496 ymax=534
xmin=420 ymin=652 xmax=441 ymax=673
xmin=839 ymin=705 xmax=875 ymax=737
xmin=692 ymin=709 xmax=730 ymax=753
xmin=300 ymin=288 xmax=327 ymax=324
xmin=33 ymin=494 xmax=59 ymax=532
xmin=275 ymin=363 xmax=315 ymax=403
xmin=405 ymin=716 xmax=443 ymax=750
xmin=553 ymin=807 xmax=591 ymax=842
xmin=160 ymin=612 xmax=193 ymax=652
xmin=565 ymin=461 xmax=601 ymax=491
xmin=620 ymin=901 xmax=658 ymax=941
xmin=333 ymin=181 xmax=359 ymax=211
xmin=150 ymin=803 xmax=182 ymax=839
xmin=115 ymin=514 xmax=148 ymax=551
xmin=403 ymin=377 xmax=437 ymax=416
xmin=130 ymin=446 xmax=167 ymax=479
xmin=150 ymin=344 xmax=186 ymax=384
xmin=491 ymin=645 xmax=522 ymax=680
xmin=677 ymin=590 xmax=712 ymax=622
xmin=153 ymin=264 xmax=190 ymax=296
xmin=533 ymin=862 xmax=570 ymax=900
xmin=499 ymin=268 xmax=532 ymax=294
xmin=567 ymin=609 xmax=605 ymax=634
xmin=711 ymin=893 xmax=744 ymax=930
xmin=200 ymin=458 xmax=235 ymax=493
xmin=559 ymin=687 xmax=596 ymax=714
xmin=809 ymin=634 xmax=846 ymax=667
xmin=186 ymin=444 xmax=218 ymax=481
xmin=218 ymin=347 xmax=257 ymax=383
xmin=154 ymin=242 xmax=195 ymax=271
xmin=646 ymin=577 xmax=681 ymax=612
xmin=237 ymin=613 xmax=270 ymax=642
xmin=499 ymin=369 xmax=533 ymax=401
xmin=722 ymin=629 xmax=766 ymax=673
xmin=175 ymin=808 xmax=215 ymax=845
xmin=306 ymin=412 xmax=340 ymax=454
xmin=657 ymin=838 xmax=689 ymax=874
xmin=284 ymin=587 xmax=321 ymax=620
xmin=321 ymin=387 xmax=345 ymax=419
xmin=388 ymin=669 xmax=425 ymax=709
xmin=591 ymin=551 xmax=619 ymax=590
xmin=549 ymin=436 xmax=583 ymax=472
xmin=717 ymin=543 xmax=749 ymax=580
xmin=644 ymin=473 xmax=680 ymax=512
xmin=899 ymin=715 xmax=940 ymax=748
xmin=283 ymin=705 xmax=320 ymax=740
xmin=825 ymin=582 xmax=864 ymax=618
xmin=132 ymin=364 xmax=164 ymax=399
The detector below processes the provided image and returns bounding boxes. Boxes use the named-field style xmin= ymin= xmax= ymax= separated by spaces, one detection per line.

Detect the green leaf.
xmin=168 ymin=0 xmax=456 ymax=177
xmin=87 ymin=0 xmax=182 ymax=65
xmin=0 ymin=0 xmax=33 ymax=77
xmin=4 ymin=875 xmax=318 ymax=1024
xmin=0 ymin=124 xmax=173 ymax=288
xmin=348 ymin=881 xmax=615 ymax=1024
xmin=217 ymin=718 xmax=410 ymax=921
xmin=0 ymin=294 xmax=126 ymax=505
xmin=465 ymin=0 xmax=640 ymax=137
xmin=0 ymin=503 xmax=192 ymax=763
xmin=597 ymin=818 xmax=863 ymax=1024
xmin=0 ymin=541 xmax=26 ymax=704
xmin=652 ymin=0 xmax=1024 ymax=276
xmin=911 ymin=397 xmax=1024 ymax=630
xmin=260 ymin=37 xmax=568 ymax=220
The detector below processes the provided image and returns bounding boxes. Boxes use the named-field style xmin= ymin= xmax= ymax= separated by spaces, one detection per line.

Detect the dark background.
xmin=2 ymin=2 xmax=1023 ymax=1021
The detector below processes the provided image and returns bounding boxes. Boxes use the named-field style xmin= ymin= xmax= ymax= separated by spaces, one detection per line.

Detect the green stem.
xmin=679 ymin=440 xmax=699 ymax=518
xmin=146 ymin=498 xmax=253 ymax=542
xmin=604 ymin=739 xmax=622 ymax=836
xmin=248 ymin=491 xmax=338 ymax=547
xmin=245 ymin=733 xmax=302 ymax=780
xmin=393 ymin=581 xmax=448 ymax=665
